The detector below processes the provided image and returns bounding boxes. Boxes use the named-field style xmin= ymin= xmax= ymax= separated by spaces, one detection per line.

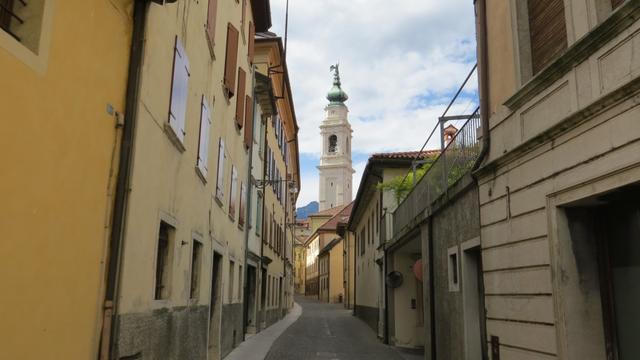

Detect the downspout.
xmin=428 ymin=217 xmax=436 ymax=360
xmin=472 ymin=0 xmax=490 ymax=173
xmin=100 ymin=1 xmax=151 ymax=359
xmin=242 ymin=65 xmax=257 ymax=339
xmin=353 ymin=229 xmax=357 ymax=316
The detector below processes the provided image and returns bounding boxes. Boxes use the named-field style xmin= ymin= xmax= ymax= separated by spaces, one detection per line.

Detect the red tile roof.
xmin=370 ymin=150 xmax=440 ymax=160
xmin=308 ymin=204 xmax=348 ymax=218
xmin=318 ymin=202 xmax=354 ymax=232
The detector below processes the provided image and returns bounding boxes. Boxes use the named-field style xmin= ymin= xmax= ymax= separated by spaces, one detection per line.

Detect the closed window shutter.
xmin=235 ymin=68 xmax=246 ymax=128
xmin=244 ymin=95 xmax=254 ymax=149
xmin=216 ymin=138 xmax=226 ymax=199
xmin=197 ymin=96 xmax=212 ymax=177
xmin=224 ymin=23 xmax=240 ymax=96
xmin=528 ymin=0 xmax=567 ymax=75
xmin=248 ymin=21 xmax=256 ymax=64
xmin=239 ymin=182 xmax=246 ymax=226
xmin=612 ymin=0 xmax=624 ymax=9
xmin=229 ymin=166 xmax=238 ymax=220
xmin=169 ymin=37 xmax=190 ymax=142
xmin=206 ymin=0 xmax=218 ymax=48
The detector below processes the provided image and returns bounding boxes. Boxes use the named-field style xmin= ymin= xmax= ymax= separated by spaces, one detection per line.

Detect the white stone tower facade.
xmin=318 ymin=64 xmax=354 ymax=211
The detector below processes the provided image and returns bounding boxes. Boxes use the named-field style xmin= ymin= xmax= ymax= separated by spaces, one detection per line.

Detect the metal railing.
xmin=392 ymin=107 xmax=482 ymax=236
xmin=0 ymin=0 xmax=25 ymax=42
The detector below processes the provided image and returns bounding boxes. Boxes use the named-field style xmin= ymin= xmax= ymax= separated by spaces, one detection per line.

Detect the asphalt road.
xmin=265 ymin=296 xmax=419 ymax=360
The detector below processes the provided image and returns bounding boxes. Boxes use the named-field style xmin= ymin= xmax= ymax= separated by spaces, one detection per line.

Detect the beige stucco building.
xmin=253 ymin=32 xmax=300 ymax=329
xmin=106 ymin=1 xmax=273 ymax=359
xmin=0 ymin=1 xmax=135 ymax=358
xmin=474 ymin=0 xmax=640 ymax=359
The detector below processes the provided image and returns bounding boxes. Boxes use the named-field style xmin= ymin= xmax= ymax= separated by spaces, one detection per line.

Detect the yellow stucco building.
xmin=0 ymin=1 xmax=134 ymax=359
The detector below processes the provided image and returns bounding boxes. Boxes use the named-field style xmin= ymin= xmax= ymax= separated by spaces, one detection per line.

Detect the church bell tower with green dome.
xmin=318 ymin=64 xmax=355 ymax=211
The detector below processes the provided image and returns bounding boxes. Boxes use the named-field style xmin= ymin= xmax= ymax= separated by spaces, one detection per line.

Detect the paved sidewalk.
xmin=224 ymin=302 xmax=302 ymax=360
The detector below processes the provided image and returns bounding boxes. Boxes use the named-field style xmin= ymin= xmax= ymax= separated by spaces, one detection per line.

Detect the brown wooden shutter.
xmin=235 ymin=68 xmax=246 ymax=128
xmin=224 ymin=23 xmax=240 ymax=96
xmin=244 ymin=95 xmax=254 ymax=149
xmin=528 ymin=0 xmax=568 ymax=75
xmin=206 ymin=0 xmax=218 ymax=47
xmin=248 ymin=21 xmax=256 ymax=64
xmin=612 ymin=0 xmax=624 ymax=9
xmin=241 ymin=0 xmax=247 ymax=33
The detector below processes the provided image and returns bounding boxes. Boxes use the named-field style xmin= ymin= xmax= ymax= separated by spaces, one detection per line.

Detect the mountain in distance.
xmin=296 ymin=201 xmax=319 ymax=220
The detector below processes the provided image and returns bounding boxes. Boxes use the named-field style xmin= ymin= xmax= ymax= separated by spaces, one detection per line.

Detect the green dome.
xmin=327 ymin=64 xmax=348 ymax=104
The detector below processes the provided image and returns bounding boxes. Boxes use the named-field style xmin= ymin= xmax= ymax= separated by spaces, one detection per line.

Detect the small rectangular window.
xmin=215 ymin=138 xmax=226 ymax=200
xmin=235 ymin=67 xmax=246 ymax=128
xmin=228 ymin=260 xmax=235 ymax=303
xmin=448 ymin=246 xmax=460 ymax=292
xmin=527 ymin=0 xmax=567 ymax=75
xmin=155 ymin=221 xmax=174 ymax=300
xmin=248 ymin=21 xmax=256 ymax=64
xmin=205 ymin=0 xmax=218 ymax=54
xmin=223 ymin=23 xmax=239 ymax=97
xmin=229 ymin=165 xmax=238 ymax=220
xmin=243 ymin=95 xmax=254 ymax=149
xmin=197 ymin=96 xmax=212 ymax=179
xmin=238 ymin=265 xmax=243 ymax=301
xmin=190 ymin=240 xmax=203 ymax=299
xmin=168 ymin=37 xmax=190 ymax=144
xmin=256 ymin=193 xmax=263 ymax=236
xmin=238 ymin=182 xmax=246 ymax=227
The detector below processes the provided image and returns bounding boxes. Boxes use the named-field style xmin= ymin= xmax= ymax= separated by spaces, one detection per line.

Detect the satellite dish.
xmin=386 ymin=271 xmax=404 ymax=289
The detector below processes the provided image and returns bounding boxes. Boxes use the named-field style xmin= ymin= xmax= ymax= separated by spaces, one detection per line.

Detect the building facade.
xmin=254 ymin=33 xmax=300 ymax=329
xmin=475 ymin=0 xmax=640 ymax=359
xmin=318 ymin=66 xmax=354 ymax=211
xmin=1 ymin=1 xmax=134 ymax=358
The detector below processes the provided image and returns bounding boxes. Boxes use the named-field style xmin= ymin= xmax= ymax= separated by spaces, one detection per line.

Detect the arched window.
xmin=328 ymin=134 xmax=337 ymax=153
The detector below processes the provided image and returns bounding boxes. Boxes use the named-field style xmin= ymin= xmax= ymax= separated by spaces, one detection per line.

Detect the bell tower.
xmin=318 ymin=64 xmax=354 ymax=211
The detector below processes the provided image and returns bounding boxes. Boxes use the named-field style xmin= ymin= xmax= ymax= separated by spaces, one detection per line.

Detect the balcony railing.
xmin=392 ymin=106 xmax=482 ymax=237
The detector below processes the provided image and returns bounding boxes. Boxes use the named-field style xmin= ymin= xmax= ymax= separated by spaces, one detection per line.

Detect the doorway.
xmin=208 ymin=252 xmax=223 ymax=359
xmin=461 ymin=240 xmax=486 ymax=360
xmin=245 ymin=265 xmax=257 ymax=334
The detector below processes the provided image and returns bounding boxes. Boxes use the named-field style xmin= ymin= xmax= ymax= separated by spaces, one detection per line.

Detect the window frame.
xmin=196 ymin=95 xmax=212 ymax=180
xmin=168 ymin=36 xmax=190 ymax=147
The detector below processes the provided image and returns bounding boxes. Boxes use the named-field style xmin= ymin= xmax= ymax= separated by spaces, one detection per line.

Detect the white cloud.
xmin=270 ymin=1 xmax=478 ymax=207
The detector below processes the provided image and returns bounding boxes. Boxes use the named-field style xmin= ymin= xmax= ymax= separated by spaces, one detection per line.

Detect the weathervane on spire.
xmin=330 ymin=63 xmax=340 ymax=84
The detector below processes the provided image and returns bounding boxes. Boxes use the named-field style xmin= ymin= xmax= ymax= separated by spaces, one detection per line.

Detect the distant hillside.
xmin=296 ymin=201 xmax=319 ymax=220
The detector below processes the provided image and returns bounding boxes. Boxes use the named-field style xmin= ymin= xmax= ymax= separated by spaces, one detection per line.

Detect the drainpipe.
xmin=99 ymin=1 xmax=153 ymax=359
xmin=242 ymin=65 xmax=257 ymax=339
xmin=428 ymin=217 xmax=436 ymax=360
xmin=259 ymin=113 xmax=268 ymax=329
xmin=472 ymin=0 xmax=490 ymax=172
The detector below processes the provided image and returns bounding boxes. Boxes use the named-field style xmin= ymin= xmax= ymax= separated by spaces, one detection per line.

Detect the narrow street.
xmin=265 ymin=296 xmax=421 ymax=360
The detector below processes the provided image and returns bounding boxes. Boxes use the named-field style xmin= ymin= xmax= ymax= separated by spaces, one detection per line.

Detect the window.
xmin=190 ymin=240 xmax=203 ymax=299
xmin=235 ymin=67 xmax=246 ymax=128
xmin=612 ymin=0 xmax=624 ymax=9
xmin=228 ymin=260 xmax=235 ymax=302
xmin=527 ymin=0 xmax=567 ymax=75
xmin=205 ymin=0 xmax=218 ymax=54
xmin=168 ymin=37 xmax=190 ymax=144
xmin=0 ymin=0 xmax=45 ymax=53
xmin=243 ymin=95 xmax=254 ymax=149
xmin=223 ymin=23 xmax=239 ymax=97
xmin=155 ymin=221 xmax=174 ymax=300
xmin=248 ymin=21 xmax=255 ymax=64
xmin=241 ymin=0 xmax=247 ymax=40
xmin=448 ymin=246 xmax=460 ymax=292
xmin=238 ymin=182 xmax=246 ymax=227
xmin=197 ymin=96 xmax=212 ymax=179
xmin=238 ymin=265 xmax=243 ymax=301
xmin=215 ymin=138 xmax=226 ymax=200
xmin=256 ymin=192 xmax=263 ymax=236
xmin=360 ymin=229 xmax=365 ymax=255
xmin=328 ymin=135 xmax=337 ymax=153
xmin=229 ymin=165 xmax=238 ymax=220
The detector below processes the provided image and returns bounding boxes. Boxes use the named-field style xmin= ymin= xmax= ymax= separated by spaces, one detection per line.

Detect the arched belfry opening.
xmin=328 ymin=135 xmax=337 ymax=153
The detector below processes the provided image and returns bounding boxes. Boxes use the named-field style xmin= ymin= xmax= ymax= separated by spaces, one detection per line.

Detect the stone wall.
xmin=220 ymin=303 xmax=243 ymax=358
xmin=115 ymin=305 xmax=209 ymax=360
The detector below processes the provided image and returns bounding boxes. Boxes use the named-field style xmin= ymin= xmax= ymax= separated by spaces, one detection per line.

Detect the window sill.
xmin=505 ymin=0 xmax=640 ymax=110
xmin=195 ymin=166 xmax=207 ymax=184
xmin=164 ymin=123 xmax=186 ymax=152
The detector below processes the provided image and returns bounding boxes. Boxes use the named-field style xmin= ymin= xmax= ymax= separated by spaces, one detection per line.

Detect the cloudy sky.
xmin=269 ymin=0 xmax=478 ymax=207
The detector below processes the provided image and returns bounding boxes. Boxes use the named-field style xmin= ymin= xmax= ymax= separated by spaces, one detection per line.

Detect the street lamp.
xmin=254 ymin=178 xmax=299 ymax=195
